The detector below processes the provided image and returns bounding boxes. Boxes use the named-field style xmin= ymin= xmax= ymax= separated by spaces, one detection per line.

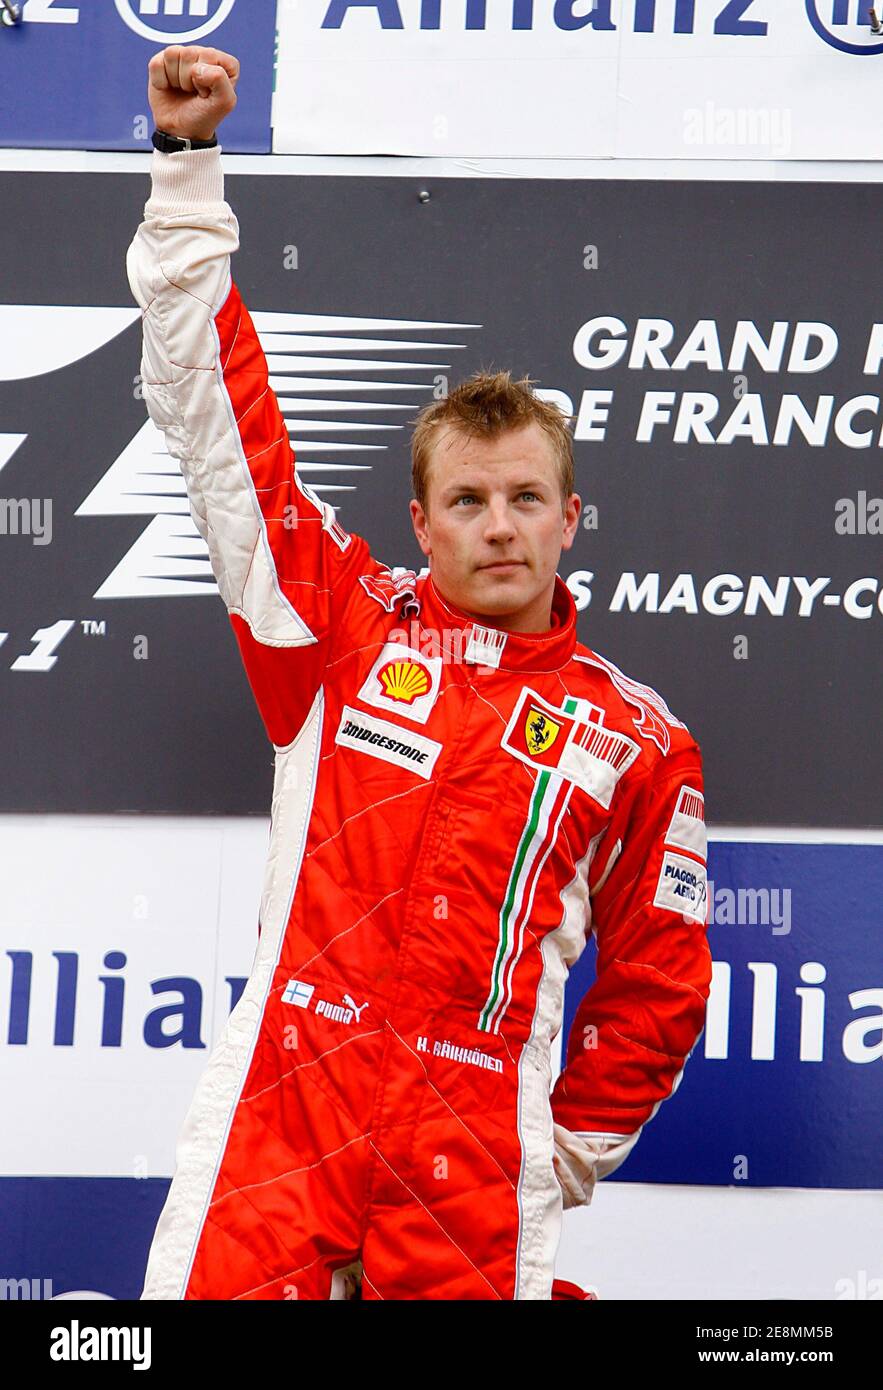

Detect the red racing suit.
xmin=126 ymin=145 xmax=712 ymax=1301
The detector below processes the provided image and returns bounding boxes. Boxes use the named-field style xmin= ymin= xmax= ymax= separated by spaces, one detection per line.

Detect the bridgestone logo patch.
xmin=335 ymin=705 xmax=442 ymax=779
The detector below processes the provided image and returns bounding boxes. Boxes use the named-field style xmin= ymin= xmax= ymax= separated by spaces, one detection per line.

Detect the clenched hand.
xmin=147 ymin=45 xmax=239 ymax=142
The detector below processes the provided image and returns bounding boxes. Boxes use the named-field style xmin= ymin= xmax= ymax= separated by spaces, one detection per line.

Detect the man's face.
xmin=409 ymin=421 xmax=581 ymax=633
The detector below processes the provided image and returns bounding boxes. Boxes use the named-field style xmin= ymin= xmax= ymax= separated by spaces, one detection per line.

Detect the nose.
xmin=482 ymin=499 xmax=517 ymax=543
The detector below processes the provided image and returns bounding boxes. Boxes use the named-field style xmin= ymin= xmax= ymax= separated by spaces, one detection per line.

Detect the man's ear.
xmin=409 ymin=498 xmax=432 ymax=558
xmin=559 ymin=493 xmax=581 ymax=552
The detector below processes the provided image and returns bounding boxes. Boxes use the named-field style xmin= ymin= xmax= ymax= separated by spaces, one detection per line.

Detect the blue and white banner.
xmin=5 ymin=823 xmax=877 ymax=1192
xmin=273 ymin=1 xmax=883 ymax=159
xmin=1 ymin=822 xmax=879 ymax=1300
xmin=565 ymin=840 xmax=883 ymax=1191
xmin=0 ymin=0 xmax=274 ymax=151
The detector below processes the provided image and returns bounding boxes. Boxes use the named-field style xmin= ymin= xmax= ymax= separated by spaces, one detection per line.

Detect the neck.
xmin=437 ymin=578 xmax=557 ymax=634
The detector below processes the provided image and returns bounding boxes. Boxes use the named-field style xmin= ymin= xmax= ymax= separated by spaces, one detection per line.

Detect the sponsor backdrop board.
xmin=0 ymin=816 xmax=881 ymax=1299
xmin=4 ymin=1172 xmax=881 ymax=1301
xmin=0 ymin=170 xmax=882 ymax=826
xmin=0 ymin=0 xmax=274 ymax=152
xmin=274 ymin=1 xmax=883 ymax=160
xmin=1 ymin=819 xmax=879 ymax=1189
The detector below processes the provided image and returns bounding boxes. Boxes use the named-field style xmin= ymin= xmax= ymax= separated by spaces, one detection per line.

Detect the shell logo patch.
xmin=356 ymin=641 xmax=443 ymax=725
xmin=377 ymin=658 xmax=431 ymax=705
xmin=524 ymin=707 xmax=562 ymax=758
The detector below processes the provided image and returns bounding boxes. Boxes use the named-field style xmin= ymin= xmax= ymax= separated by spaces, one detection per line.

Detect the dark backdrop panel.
xmin=0 ymin=172 xmax=880 ymax=823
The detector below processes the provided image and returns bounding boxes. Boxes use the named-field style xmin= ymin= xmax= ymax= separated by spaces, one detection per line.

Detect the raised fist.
xmin=147 ymin=45 xmax=239 ymax=142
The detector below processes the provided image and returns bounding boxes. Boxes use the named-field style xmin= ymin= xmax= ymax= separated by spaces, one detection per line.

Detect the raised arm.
xmin=126 ymin=46 xmax=372 ymax=747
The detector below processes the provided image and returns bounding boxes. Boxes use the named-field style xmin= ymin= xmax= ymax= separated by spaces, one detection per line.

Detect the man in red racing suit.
xmin=127 ymin=126 xmax=711 ymax=1302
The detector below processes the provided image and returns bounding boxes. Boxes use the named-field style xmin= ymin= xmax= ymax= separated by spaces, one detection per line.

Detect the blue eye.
xmin=453 ymin=492 xmax=539 ymax=505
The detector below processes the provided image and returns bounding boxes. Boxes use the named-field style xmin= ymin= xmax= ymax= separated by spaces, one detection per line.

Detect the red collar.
xmin=413 ymin=572 xmax=577 ymax=673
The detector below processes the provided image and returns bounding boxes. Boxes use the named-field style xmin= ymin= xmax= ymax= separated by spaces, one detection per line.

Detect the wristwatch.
xmin=152 ymin=128 xmax=218 ymax=154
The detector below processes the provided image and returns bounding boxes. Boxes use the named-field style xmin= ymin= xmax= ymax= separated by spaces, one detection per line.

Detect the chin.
xmin=470 ymin=579 xmax=533 ymax=614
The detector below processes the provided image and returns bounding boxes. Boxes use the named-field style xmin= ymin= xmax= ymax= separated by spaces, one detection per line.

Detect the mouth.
xmin=478 ymin=561 xmax=525 ymax=573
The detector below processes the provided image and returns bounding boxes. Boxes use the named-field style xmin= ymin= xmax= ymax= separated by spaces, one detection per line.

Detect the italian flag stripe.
xmin=479 ymin=696 xmax=578 ymax=1032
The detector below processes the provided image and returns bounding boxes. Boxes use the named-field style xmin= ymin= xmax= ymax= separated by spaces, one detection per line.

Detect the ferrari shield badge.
xmin=524 ymin=707 xmax=561 ymax=757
